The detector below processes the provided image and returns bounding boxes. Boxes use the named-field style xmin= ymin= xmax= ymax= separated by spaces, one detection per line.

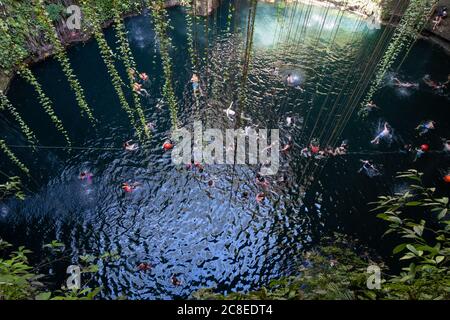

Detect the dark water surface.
xmin=0 ymin=2 xmax=449 ymax=299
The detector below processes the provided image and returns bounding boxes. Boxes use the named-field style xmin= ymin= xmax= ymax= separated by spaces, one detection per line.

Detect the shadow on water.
xmin=0 ymin=1 xmax=449 ymax=298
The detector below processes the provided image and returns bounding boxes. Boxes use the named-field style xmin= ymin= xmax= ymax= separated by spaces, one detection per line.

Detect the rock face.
xmin=166 ymin=0 xmax=221 ymax=16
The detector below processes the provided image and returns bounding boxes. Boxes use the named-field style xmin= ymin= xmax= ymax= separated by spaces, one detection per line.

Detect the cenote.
xmin=0 ymin=0 xmax=449 ymax=300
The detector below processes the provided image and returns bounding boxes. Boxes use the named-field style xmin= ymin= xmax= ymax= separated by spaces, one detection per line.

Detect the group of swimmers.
xmin=129 ymin=68 xmax=150 ymax=96
xmin=300 ymin=140 xmax=349 ymax=159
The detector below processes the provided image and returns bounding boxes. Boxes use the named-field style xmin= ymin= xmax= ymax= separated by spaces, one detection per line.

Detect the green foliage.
xmin=0 ymin=140 xmax=30 ymax=175
xmin=371 ymin=169 xmax=449 ymax=299
xmin=35 ymin=0 xmax=96 ymax=125
xmin=17 ymin=65 xmax=71 ymax=147
xmin=80 ymin=0 xmax=139 ymax=133
xmin=112 ymin=0 xmax=150 ymax=141
xmin=0 ymin=90 xmax=37 ymax=145
xmin=0 ymin=238 xmax=115 ymax=300
xmin=363 ymin=0 xmax=438 ymax=106
xmin=45 ymin=3 xmax=65 ymax=22
xmin=0 ymin=176 xmax=25 ymax=200
xmin=150 ymin=0 xmax=179 ymax=129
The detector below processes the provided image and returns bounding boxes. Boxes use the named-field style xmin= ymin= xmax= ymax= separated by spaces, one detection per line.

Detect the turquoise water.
xmin=0 ymin=1 xmax=449 ymax=299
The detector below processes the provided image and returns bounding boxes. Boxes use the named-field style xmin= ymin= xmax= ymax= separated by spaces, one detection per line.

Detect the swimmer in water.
xmin=301 ymin=147 xmax=311 ymax=157
xmin=122 ymin=182 xmax=140 ymax=193
xmin=443 ymin=139 xmax=450 ymax=152
xmin=79 ymin=171 xmax=93 ymax=181
xmin=146 ymin=122 xmax=156 ymax=131
xmin=256 ymin=192 xmax=266 ymax=203
xmin=286 ymin=73 xmax=295 ymax=85
xmin=423 ymin=75 xmax=445 ymax=90
xmin=334 ymin=140 xmax=348 ymax=155
xmin=415 ymin=120 xmax=435 ymax=136
xmin=365 ymin=100 xmax=380 ymax=111
xmin=358 ymin=160 xmax=380 ymax=177
xmin=171 ymin=274 xmax=182 ymax=286
xmin=393 ymin=77 xmax=418 ymax=89
xmin=137 ymin=263 xmax=152 ymax=271
xmin=256 ymin=173 xmax=270 ymax=189
xmin=224 ymin=102 xmax=236 ymax=120
xmin=191 ymin=73 xmax=200 ymax=95
xmin=124 ymin=140 xmax=139 ymax=151
xmin=133 ymin=82 xmax=149 ymax=96
xmin=139 ymin=72 xmax=149 ymax=82
xmin=281 ymin=136 xmax=293 ymax=153
xmin=371 ymin=122 xmax=391 ymax=145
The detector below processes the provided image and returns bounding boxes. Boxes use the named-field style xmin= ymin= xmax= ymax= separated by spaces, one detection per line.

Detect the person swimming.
xmin=301 ymin=147 xmax=311 ymax=157
xmin=137 ymin=262 xmax=152 ymax=271
xmin=286 ymin=73 xmax=294 ymax=85
xmin=122 ymin=182 xmax=140 ymax=193
xmin=79 ymin=171 xmax=93 ymax=181
xmin=365 ymin=100 xmax=380 ymax=112
xmin=171 ymin=274 xmax=182 ymax=286
xmin=124 ymin=140 xmax=139 ymax=151
xmin=139 ymin=72 xmax=149 ymax=82
xmin=443 ymin=139 xmax=450 ymax=152
xmin=163 ymin=140 xmax=174 ymax=151
xmin=256 ymin=192 xmax=266 ymax=203
xmin=133 ymin=82 xmax=149 ymax=96
xmin=415 ymin=120 xmax=435 ymax=136
xmin=224 ymin=102 xmax=236 ymax=120
xmin=371 ymin=122 xmax=391 ymax=145
xmin=423 ymin=75 xmax=446 ymax=91
xmin=358 ymin=160 xmax=380 ymax=177
xmin=255 ymin=173 xmax=269 ymax=189
xmin=281 ymin=136 xmax=293 ymax=153
xmin=191 ymin=73 xmax=200 ymax=95
xmin=393 ymin=77 xmax=418 ymax=89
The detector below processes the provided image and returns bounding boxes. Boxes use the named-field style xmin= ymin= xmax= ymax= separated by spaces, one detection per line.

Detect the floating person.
xmin=79 ymin=171 xmax=93 ymax=181
xmin=286 ymin=116 xmax=293 ymax=127
xmin=286 ymin=73 xmax=294 ymax=85
xmin=137 ymin=262 xmax=152 ymax=271
xmin=415 ymin=120 xmax=436 ymax=136
xmin=334 ymin=140 xmax=348 ymax=155
xmin=362 ymin=100 xmax=380 ymax=115
xmin=271 ymin=66 xmax=280 ymax=76
xmin=393 ymin=77 xmax=418 ymax=89
xmin=171 ymin=274 xmax=182 ymax=286
xmin=224 ymin=102 xmax=236 ymax=121
xmin=122 ymin=182 xmax=140 ymax=193
xmin=423 ymin=75 xmax=446 ymax=91
xmin=207 ymin=179 xmax=215 ymax=187
xmin=133 ymin=82 xmax=149 ymax=96
xmin=444 ymin=173 xmax=450 ymax=183
xmin=358 ymin=160 xmax=381 ymax=177
xmin=139 ymin=72 xmax=149 ymax=82
xmin=301 ymin=147 xmax=311 ymax=158
xmin=443 ymin=139 xmax=450 ymax=152
xmin=371 ymin=122 xmax=392 ymax=145
xmin=163 ymin=140 xmax=174 ymax=151
xmin=281 ymin=136 xmax=294 ymax=153
xmin=124 ymin=140 xmax=139 ymax=151
xmin=255 ymin=173 xmax=270 ymax=189
xmin=432 ymin=6 xmax=448 ymax=30
xmin=146 ymin=122 xmax=156 ymax=131
xmin=191 ymin=73 xmax=200 ymax=95
xmin=256 ymin=192 xmax=266 ymax=203
xmin=414 ymin=144 xmax=429 ymax=162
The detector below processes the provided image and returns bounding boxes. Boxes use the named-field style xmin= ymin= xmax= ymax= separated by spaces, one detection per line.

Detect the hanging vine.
xmin=0 ymin=139 xmax=30 ymax=175
xmin=0 ymin=90 xmax=37 ymax=145
xmin=17 ymin=65 xmax=71 ymax=147
xmin=149 ymin=0 xmax=178 ymax=129
xmin=112 ymin=0 xmax=150 ymax=140
xmin=80 ymin=0 xmax=140 ymax=134
xmin=182 ymin=0 xmax=197 ymax=70
xmin=362 ymin=0 xmax=437 ymax=106
xmin=35 ymin=0 xmax=96 ymax=125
